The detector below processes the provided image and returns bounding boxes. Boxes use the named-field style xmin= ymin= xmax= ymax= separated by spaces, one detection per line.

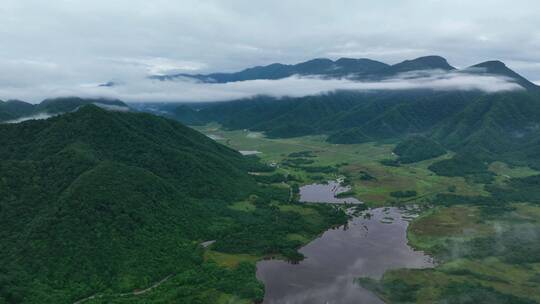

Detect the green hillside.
xmin=162 ymin=88 xmax=540 ymax=171
xmin=0 ymin=105 xmax=346 ymax=303
xmin=393 ymin=136 xmax=446 ymax=163
xmin=0 ymin=100 xmax=35 ymax=121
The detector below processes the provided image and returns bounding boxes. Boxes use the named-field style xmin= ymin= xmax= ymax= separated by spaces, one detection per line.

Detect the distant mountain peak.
xmin=389 ymin=55 xmax=456 ymax=73
xmin=471 ymin=60 xmax=506 ymax=68
xmin=150 ymin=55 xmax=540 ymax=91
xmin=467 ymin=60 xmax=539 ymax=90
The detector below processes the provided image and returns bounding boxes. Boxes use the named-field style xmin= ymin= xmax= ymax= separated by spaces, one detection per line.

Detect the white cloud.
xmin=4 ymin=113 xmax=56 ymax=124
xmin=0 ymin=0 xmax=539 ymax=101
xmin=0 ymin=70 xmax=522 ymax=103
xmin=104 ymin=57 xmax=207 ymax=75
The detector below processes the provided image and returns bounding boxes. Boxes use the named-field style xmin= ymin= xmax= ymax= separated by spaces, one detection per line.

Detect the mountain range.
xmin=0 ymin=97 xmax=129 ymax=123
xmin=152 ymin=55 xmax=539 ymax=90
xmin=139 ymin=56 xmax=540 ymax=172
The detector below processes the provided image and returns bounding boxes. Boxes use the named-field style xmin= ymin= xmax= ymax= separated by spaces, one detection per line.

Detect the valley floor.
xmin=84 ymin=124 xmax=540 ymax=303
xmin=192 ymin=124 xmax=540 ymax=304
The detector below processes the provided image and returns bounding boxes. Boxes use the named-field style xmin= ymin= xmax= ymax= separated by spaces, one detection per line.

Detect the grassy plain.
xmin=198 ymin=124 xmax=540 ymax=303
xmin=364 ymin=204 xmax=540 ymax=303
xmin=196 ymin=124 xmax=534 ymax=206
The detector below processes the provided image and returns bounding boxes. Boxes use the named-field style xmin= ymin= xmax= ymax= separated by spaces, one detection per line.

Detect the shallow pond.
xmin=299 ymin=181 xmax=362 ymax=204
xmin=256 ymin=207 xmax=434 ymax=304
xmin=239 ymin=150 xmax=262 ymax=155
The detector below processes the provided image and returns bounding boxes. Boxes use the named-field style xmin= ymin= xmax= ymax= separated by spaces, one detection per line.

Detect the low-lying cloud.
xmin=4 ymin=112 xmax=56 ymax=124
xmin=0 ymin=69 xmax=523 ymax=103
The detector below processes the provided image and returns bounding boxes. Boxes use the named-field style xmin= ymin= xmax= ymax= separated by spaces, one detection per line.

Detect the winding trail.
xmin=73 ymin=274 xmax=173 ymax=304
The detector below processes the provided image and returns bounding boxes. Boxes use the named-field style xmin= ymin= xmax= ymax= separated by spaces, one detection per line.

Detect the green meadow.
xmin=197 ymin=124 xmax=540 ymax=304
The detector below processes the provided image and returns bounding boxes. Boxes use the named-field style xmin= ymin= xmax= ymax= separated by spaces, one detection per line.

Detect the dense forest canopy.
xmin=0 ymin=105 xmax=346 ymax=303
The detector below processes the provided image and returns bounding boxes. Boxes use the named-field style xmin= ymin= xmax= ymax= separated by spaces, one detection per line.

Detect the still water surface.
xmin=256 ymin=183 xmax=434 ymax=304
xmin=299 ymin=181 xmax=362 ymax=204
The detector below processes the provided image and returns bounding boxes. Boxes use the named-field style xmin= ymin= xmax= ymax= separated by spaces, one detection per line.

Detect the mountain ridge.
xmin=0 ymin=97 xmax=130 ymax=123
xmin=152 ymin=56 xmax=538 ymax=91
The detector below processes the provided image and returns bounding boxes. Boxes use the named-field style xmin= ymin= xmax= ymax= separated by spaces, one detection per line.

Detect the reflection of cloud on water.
xmin=258 ymin=207 xmax=434 ymax=304
xmin=246 ymin=132 xmax=263 ymax=138
xmin=264 ymin=273 xmax=383 ymax=304
xmin=239 ymin=150 xmax=261 ymax=155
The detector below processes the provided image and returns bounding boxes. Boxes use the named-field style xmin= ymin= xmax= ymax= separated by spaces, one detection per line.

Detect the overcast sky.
xmin=1 ymin=0 xmax=539 ymax=102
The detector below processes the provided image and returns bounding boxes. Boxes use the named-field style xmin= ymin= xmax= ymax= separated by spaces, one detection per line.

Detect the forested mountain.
xmin=0 ymin=105 xmax=349 ymax=303
xmin=152 ymin=57 xmax=390 ymax=82
xmin=376 ymin=55 xmax=455 ymax=76
xmin=0 ymin=105 xmax=252 ymax=302
xmin=0 ymin=97 xmax=129 ymax=122
xmin=148 ymin=58 xmax=540 ymax=170
xmin=166 ymin=89 xmax=478 ymax=138
xmin=0 ymin=100 xmax=35 ymax=121
xmin=432 ymin=91 xmax=540 ymax=168
xmin=465 ymin=60 xmax=539 ymax=89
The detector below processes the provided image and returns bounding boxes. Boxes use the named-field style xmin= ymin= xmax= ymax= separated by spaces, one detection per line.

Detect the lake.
xmin=256 ymin=182 xmax=434 ymax=304
xmin=239 ymin=150 xmax=262 ymax=155
xmin=299 ymin=181 xmax=362 ymax=204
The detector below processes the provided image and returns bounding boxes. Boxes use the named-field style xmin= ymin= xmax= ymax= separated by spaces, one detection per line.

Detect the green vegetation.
xmin=361 ymin=204 xmax=540 ymax=303
xmin=393 ymin=136 xmax=446 ymax=163
xmin=193 ymin=124 xmax=493 ymax=205
xmin=0 ymin=105 xmax=347 ymax=304
xmin=335 ymin=190 xmax=355 ymax=198
xmin=160 ymin=84 xmax=540 ymax=175
xmin=0 ymin=100 xmax=35 ymax=121
xmin=327 ymin=127 xmax=370 ymax=144
xmin=429 ymin=154 xmax=489 ymax=177
xmin=389 ymin=190 xmax=417 ymax=198
xmin=6 ymin=86 xmax=540 ymax=303
xmin=359 ymin=171 xmax=377 ymax=181
xmin=190 ymin=122 xmax=540 ymax=303
xmin=288 ymin=151 xmax=316 ymax=158
xmin=486 ymin=174 xmax=540 ymax=203
xmin=252 ymin=173 xmax=288 ymax=184
xmin=380 ymin=159 xmax=400 ymax=167
xmin=429 ymin=154 xmax=496 ymax=183
xmin=282 ymin=157 xmax=315 ymax=166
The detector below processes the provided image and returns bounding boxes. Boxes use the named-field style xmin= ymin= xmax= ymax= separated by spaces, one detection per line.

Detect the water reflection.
xmin=256 ymin=207 xmax=434 ymax=304
xmin=239 ymin=150 xmax=262 ymax=155
xmin=299 ymin=181 xmax=362 ymax=204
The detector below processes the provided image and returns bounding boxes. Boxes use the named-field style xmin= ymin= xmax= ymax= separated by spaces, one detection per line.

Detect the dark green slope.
xmin=0 ymin=104 xmax=347 ymax=303
xmin=333 ymin=91 xmax=475 ymax=139
xmin=393 ymin=136 xmax=446 ymax=163
xmin=184 ymin=92 xmax=360 ymax=137
xmin=466 ymin=61 xmax=539 ymax=90
xmin=0 ymin=106 xmax=256 ymax=302
xmin=1 ymin=105 xmax=250 ymax=198
xmin=0 ymin=100 xmax=35 ymax=121
xmin=179 ymin=90 xmax=479 ymax=140
xmin=433 ymin=92 xmax=540 ymax=165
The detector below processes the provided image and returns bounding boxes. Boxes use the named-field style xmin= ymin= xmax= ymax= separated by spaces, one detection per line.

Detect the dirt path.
xmin=73 ymin=274 xmax=173 ymax=304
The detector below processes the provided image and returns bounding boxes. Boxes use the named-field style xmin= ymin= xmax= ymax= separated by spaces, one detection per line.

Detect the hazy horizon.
xmin=2 ymin=0 xmax=539 ymax=102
